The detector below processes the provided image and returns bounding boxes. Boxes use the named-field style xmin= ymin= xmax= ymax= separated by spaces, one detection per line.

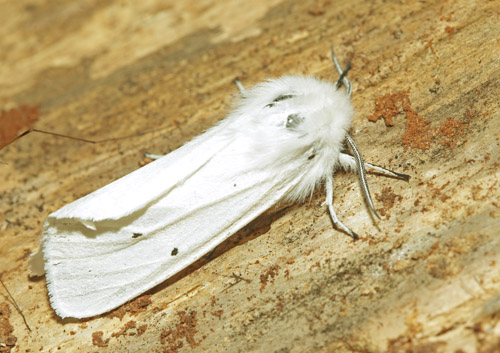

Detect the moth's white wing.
xmin=29 ymin=122 xmax=234 ymax=276
xmin=30 ymin=75 xmax=355 ymax=319
xmin=51 ymin=124 xmax=234 ymax=222
xmin=35 ymin=131 xmax=307 ymax=318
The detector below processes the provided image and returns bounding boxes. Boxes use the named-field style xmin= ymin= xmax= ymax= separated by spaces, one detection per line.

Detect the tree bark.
xmin=0 ymin=0 xmax=499 ymax=352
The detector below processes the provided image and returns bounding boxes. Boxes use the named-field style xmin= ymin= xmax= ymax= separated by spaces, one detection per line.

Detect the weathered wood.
xmin=1 ymin=0 xmax=499 ymax=352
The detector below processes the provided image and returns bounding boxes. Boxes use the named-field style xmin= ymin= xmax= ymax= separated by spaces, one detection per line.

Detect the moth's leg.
xmin=345 ymin=135 xmax=380 ymax=219
xmin=325 ymin=174 xmax=359 ymax=240
xmin=364 ymin=161 xmax=410 ymax=181
xmin=144 ymin=152 xmax=164 ymax=160
xmin=339 ymin=153 xmax=410 ymax=181
xmin=234 ymin=78 xmax=246 ymax=96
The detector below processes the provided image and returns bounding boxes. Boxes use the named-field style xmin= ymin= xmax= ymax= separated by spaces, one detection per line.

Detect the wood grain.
xmin=1 ymin=0 xmax=499 ymax=352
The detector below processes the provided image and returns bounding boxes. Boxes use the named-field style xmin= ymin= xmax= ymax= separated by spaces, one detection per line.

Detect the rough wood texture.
xmin=1 ymin=1 xmax=499 ymax=352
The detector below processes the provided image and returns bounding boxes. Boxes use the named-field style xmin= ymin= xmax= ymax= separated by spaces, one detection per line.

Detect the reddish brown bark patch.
xmin=0 ymin=105 xmax=39 ymax=148
xmin=368 ymin=91 xmax=468 ymax=151
xmin=367 ymin=91 xmax=409 ymax=127
xmin=260 ymin=265 xmax=280 ymax=292
xmin=160 ymin=311 xmax=200 ymax=353
xmin=434 ymin=117 xmax=467 ymax=149
xmin=91 ymin=331 xmax=109 ymax=347
xmin=0 ymin=303 xmax=17 ymax=353
xmin=106 ymin=294 xmax=152 ymax=320
xmin=376 ymin=187 xmax=403 ymax=217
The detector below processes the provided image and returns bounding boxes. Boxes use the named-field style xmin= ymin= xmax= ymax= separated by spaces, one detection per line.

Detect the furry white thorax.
xmin=223 ymin=76 xmax=353 ymax=202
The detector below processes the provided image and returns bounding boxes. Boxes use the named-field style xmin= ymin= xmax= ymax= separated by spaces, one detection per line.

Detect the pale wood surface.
xmin=1 ymin=1 xmax=499 ymax=352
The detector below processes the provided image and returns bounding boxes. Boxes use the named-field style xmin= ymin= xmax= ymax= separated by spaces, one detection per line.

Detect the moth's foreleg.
xmin=324 ymin=174 xmax=359 ymax=240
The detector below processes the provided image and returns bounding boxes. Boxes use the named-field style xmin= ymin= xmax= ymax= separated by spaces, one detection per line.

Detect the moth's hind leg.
xmin=324 ymin=174 xmax=359 ymax=240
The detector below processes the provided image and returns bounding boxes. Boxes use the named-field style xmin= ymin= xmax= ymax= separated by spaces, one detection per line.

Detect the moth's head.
xmin=237 ymin=75 xmax=353 ymax=160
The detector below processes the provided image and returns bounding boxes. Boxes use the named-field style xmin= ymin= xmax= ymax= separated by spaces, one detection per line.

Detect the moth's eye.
xmin=286 ymin=114 xmax=303 ymax=129
xmin=266 ymin=94 xmax=294 ymax=108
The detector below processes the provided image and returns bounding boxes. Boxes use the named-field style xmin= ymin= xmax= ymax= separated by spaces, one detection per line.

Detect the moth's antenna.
xmin=336 ymin=62 xmax=352 ymax=90
xmin=330 ymin=43 xmax=352 ymax=97
xmin=331 ymin=43 xmax=379 ymax=218
xmin=345 ymin=135 xmax=380 ymax=219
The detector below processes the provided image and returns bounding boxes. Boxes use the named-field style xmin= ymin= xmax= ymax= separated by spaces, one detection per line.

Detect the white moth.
xmin=29 ymin=46 xmax=409 ymax=319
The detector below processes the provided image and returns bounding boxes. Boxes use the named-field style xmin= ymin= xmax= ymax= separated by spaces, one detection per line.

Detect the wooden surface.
xmin=1 ymin=0 xmax=499 ymax=352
